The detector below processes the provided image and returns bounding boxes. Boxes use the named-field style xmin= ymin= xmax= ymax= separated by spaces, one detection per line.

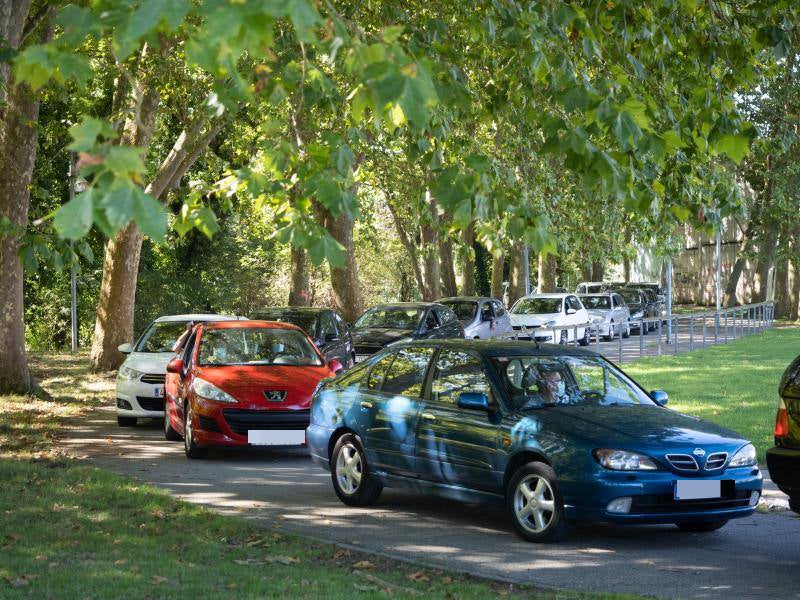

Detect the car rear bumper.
xmin=766 ymin=446 xmax=800 ymax=500
xmin=562 ymin=468 xmax=762 ymax=524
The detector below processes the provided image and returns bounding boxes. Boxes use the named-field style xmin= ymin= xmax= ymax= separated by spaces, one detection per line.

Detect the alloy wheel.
xmin=335 ymin=442 xmax=363 ymax=494
xmin=184 ymin=404 xmax=193 ymax=451
xmin=513 ymin=474 xmax=556 ymax=533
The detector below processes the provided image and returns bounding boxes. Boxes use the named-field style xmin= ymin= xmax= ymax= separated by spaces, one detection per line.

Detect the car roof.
xmin=366 ymin=302 xmax=441 ymax=310
xmin=518 ymin=293 xmax=569 ymax=299
xmin=201 ymin=320 xmax=304 ymax=332
xmin=154 ymin=313 xmax=241 ymax=322
xmin=392 ymin=338 xmax=601 ymax=358
xmin=579 ymin=292 xmax=615 ymax=297
xmin=251 ymin=306 xmax=330 ymax=315
xmin=577 ymin=281 xmax=606 ymax=286
xmin=439 ymin=296 xmax=497 ymax=303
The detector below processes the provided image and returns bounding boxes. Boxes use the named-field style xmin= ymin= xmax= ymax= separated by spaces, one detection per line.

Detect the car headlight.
xmin=193 ymin=377 xmax=238 ymax=403
xmin=590 ymin=315 xmax=604 ymax=324
xmin=118 ymin=364 xmax=144 ymax=381
xmin=728 ymin=443 xmax=757 ymax=467
xmin=594 ymin=449 xmax=658 ymax=471
xmin=545 ymin=320 xmax=557 ymax=328
xmin=631 ymin=310 xmax=644 ymax=319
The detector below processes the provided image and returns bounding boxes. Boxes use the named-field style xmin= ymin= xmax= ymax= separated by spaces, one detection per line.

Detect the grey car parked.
xmin=440 ymin=296 xmax=513 ymax=339
xmin=579 ymin=293 xmax=630 ymax=341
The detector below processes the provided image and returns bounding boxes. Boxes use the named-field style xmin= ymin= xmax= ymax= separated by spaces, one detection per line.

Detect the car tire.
xmin=603 ymin=322 xmax=614 ymax=342
xmin=330 ymin=433 xmax=382 ymax=506
xmin=579 ymin=327 xmax=590 ymax=346
xmin=559 ymin=330 xmax=568 ymax=345
xmin=507 ymin=462 xmax=570 ymax=543
xmin=183 ymin=402 xmax=208 ymax=459
xmin=622 ymin=323 xmax=630 ymax=338
xmin=675 ymin=520 xmax=728 ymax=533
xmin=789 ymin=499 xmax=799 ymax=514
xmin=164 ymin=403 xmax=181 ymax=441
xmin=117 ymin=416 xmax=137 ymax=427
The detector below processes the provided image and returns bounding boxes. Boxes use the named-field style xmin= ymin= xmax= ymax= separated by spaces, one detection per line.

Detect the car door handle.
xmin=421 ymin=412 xmax=436 ymax=421
xmin=360 ymin=401 xmax=373 ymax=409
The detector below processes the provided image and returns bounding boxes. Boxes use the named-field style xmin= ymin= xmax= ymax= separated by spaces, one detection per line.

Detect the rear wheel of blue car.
xmin=675 ymin=519 xmax=728 ymax=533
xmin=507 ymin=462 xmax=569 ymax=543
xmin=331 ymin=434 xmax=382 ymax=506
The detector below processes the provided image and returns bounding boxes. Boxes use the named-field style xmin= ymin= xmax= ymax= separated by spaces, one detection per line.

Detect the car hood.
xmin=587 ymin=309 xmax=610 ymax=320
xmin=510 ymin=313 xmax=560 ymax=326
xmin=526 ymin=405 xmax=748 ymax=450
xmin=350 ymin=327 xmax=415 ymax=347
xmin=196 ymin=364 xmax=333 ymax=409
xmin=121 ymin=352 xmax=174 ymax=374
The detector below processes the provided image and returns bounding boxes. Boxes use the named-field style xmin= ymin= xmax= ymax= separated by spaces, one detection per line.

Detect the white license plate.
xmin=153 ymin=387 xmax=163 ymax=397
xmin=354 ymin=354 xmax=370 ymax=363
xmin=675 ymin=479 xmax=721 ymax=500
xmin=247 ymin=430 xmax=305 ymax=446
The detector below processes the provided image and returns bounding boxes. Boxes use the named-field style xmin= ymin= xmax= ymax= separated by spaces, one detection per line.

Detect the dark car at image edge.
xmin=766 ymin=354 xmax=800 ymax=513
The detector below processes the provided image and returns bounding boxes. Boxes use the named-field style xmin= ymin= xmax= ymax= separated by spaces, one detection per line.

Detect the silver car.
xmin=579 ymin=293 xmax=630 ymax=341
xmin=439 ymin=296 xmax=513 ymax=339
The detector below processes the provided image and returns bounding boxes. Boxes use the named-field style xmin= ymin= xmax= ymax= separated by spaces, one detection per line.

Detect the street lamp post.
xmin=69 ymin=153 xmax=78 ymax=353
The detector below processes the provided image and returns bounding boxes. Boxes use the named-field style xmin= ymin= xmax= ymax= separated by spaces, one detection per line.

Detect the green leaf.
xmin=53 ymin=53 xmax=92 ymax=87
xmin=12 ymin=45 xmax=53 ymax=90
xmin=288 ymin=0 xmax=323 ymax=43
xmin=104 ymin=146 xmax=146 ymax=176
xmin=77 ymin=241 xmax=94 ymax=263
xmin=714 ymin=133 xmax=750 ymax=164
xmin=99 ymin=182 xmax=136 ymax=230
xmin=67 ymin=117 xmax=105 ymax=152
xmin=308 ymin=233 xmax=345 ymax=268
xmin=54 ymin=189 xmax=94 ymax=239
xmin=131 ymin=188 xmax=167 ymax=241
xmin=381 ymin=25 xmax=405 ymax=43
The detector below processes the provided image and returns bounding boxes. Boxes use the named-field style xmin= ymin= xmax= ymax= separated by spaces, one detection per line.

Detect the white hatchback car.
xmin=579 ymin=292 xmax=631 ymax=341
xmin=115 ymin=314 xmax=241 ymax=427
xmin=509 ymin=293 xmax=590 ymax=345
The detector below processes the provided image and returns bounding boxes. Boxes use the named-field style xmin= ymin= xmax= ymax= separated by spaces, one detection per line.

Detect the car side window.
xmin=424 ymin=309 xmax=440 ymax=330
xmin=480 ymin=301 xmax=494 ymax=320
xmin=333 ymin=312 xmax=347 ymax=334
xmin=335 ymin=365 xmax=368 ymax=389
xmin=493 ymin=301 xmax=506 ymax=317
xmin=321 ymin=312 xmax=337 ymax=339
xmin=367 ymin=354 xmax=395 ymax=391
xmin=380 ymin=347 xmax=435 ymax=397
xmin=181 ymin=331 xmax=197 ymax=374
xmin=430 ymin=350 xmax=492 ymax=405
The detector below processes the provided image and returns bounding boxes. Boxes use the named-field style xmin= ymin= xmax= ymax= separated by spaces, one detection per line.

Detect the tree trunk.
xmin=581 ymin=262 xmax=592 ymax=282
xmin=591 ymin=260 xmax=604 ymax=282
xmin=790 ymin=258 xmax=800 ymax=322
xmin=420 ymin=188 xmax=440 ymax=301
xmin=0 ymin=0 xmax=42 ymax=394
xmin=754 ymin=229 xmax=778 ymax=302
xmin=538 ymin=253 xmax=558 ymax=293
xmin=622 ymin=256 xmax=631 ymax=282
xmin=774 ymin=257 xmax=790 ymax=318
xmin=460 ymin=224 xmax=476 ymax=296
xmin=439 ymin=234 xmax=458 ymax=298
xmin=508 ymin=242 xmax=526 ymax=306
xmin=491 ymin=249 xmax=505 ymax=301
xmin=90 ymin=106 xmax=226 ymax=370
xmin=288 ymin=246 xmax=310 ymax=306
xmin=321 ymin=209 xmax=363 ymax=323
xmin=386 ymin=198 xmax=426 ymax=298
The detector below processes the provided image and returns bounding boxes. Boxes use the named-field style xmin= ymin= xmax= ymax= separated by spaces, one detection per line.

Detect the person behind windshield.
xmin=517 ymin=366 xmax=570 ymax=409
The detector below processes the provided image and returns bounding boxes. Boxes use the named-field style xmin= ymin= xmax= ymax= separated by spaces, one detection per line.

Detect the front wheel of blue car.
xmin=331 ymin=434 xmax=382 ymax=506
xmin=507 ymin=462 xmax=569 ymax=543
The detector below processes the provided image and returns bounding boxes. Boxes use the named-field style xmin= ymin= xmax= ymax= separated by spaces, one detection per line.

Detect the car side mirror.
xmin=166 ymin=358 xmax=184 ymax=375
xmin=650 ymin=390 xmax=669 ymax=406
xmin=457 ymin=392 xmax=490 ymax=411
xmin=566 ymin=308 xmax=577 ymax=315
xmin=327 ymin=359 xmax=343 ymax=374
xmin=118 ymin=342 xmax=133 ymax=354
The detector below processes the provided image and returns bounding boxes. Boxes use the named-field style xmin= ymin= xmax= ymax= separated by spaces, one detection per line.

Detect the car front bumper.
xmin=766 ymin=446 xmax=800 ymax=504
xmin=116 ymin=378 xmax=166 ymax=417
xmin=561 ymin=467 xmax=762 ymax=524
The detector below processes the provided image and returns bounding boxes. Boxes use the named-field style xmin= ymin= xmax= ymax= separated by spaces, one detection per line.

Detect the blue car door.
xmin=358 ymin=347 xmax=435 ymax=477
xmin=414 ymin=349 xmax=502 ymax=492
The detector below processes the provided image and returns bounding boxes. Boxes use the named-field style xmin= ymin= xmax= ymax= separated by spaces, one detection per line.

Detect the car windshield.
xmin=354 ymin=308 xmax=423 ymax=330
xmin=620 ymin=290 xmax=641 ymax=305
xmin=250 ymin=310 xmax=318 ymax=336
xmin=511 ymin=298 xmax=562 ymax=315
xmin=135 ymin=321 xmax=190 ymax=353
xmin=198 ymin=327 xmax=322 ymax=366
xmin=493 ymin=355 xmax=655 ymax=410
xmin=443 ymin=301 xmax=477 ymax=321
xmin=580 ymin=296 xmax=611 ymax=310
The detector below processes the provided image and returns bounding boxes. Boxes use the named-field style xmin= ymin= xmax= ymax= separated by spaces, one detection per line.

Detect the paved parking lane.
xmin=61 ymin=407 xmax=800 ymax=599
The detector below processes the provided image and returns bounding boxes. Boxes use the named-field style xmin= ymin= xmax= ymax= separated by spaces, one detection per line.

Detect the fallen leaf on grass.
xmin=4 ymin=575 xmax=34 ymax=588
xmin=151 ymin=575 xmax=169 ymax=585
xmin=406 ymin=571 xmax=430 ymax=583
xmin=34 ymin=555 xmax=47 ymax=562
xmin=352 ymin=561 xmax=375 ymax=570
xmin=114 ymin=560 xmax=127 ymax=566
xmin=354 ymin=583 xmax=379 ymax=592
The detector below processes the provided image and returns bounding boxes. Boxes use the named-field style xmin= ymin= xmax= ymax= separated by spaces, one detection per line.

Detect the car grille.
xmin=631 ymin=491 xmax=750 ymax=514
xmin=353 ymin=345 xmax=382 ymax=355
xmin=136 ymin=396 xmax=164 ymax=411
xmin=704 ymin=452 xmax=728 ymax=470
xmin=665 ymin=454 xmax=699 ymax=471
xmin=198 ymin=416 xmax=222 ymax=433
xmin=140 ymin=373 xmax=166 ymax=384
xmin=512 ymin=325 xmax=540 ymax=331
xmin=222 ymin=409 xmax=310 ymax=436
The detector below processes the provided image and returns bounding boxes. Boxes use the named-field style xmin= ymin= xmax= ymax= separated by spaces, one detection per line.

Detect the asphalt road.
xmin=61 ymin=407 xmax=800 ymax=599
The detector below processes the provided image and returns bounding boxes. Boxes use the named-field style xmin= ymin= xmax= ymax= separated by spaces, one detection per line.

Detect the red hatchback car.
xmin=164 ymin=320 xmax=342 ymax=458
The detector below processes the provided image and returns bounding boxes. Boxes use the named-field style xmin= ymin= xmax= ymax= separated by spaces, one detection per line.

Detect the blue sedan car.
xmin=307 ymin=340 xmax=762 ymax=542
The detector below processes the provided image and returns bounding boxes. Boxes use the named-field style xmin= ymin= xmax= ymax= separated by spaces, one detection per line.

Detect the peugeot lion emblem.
xmin=264 ymin=390 xmax=287 ymax=402
xmin=693 ymin=448 xmax=706 ymax=457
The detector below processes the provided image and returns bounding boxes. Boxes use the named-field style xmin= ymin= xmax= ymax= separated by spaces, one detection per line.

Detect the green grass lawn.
xmin=0 ymin=353 xmax=636 ymax=599
xmin=625 ymin=325 xmax=800 ymax=462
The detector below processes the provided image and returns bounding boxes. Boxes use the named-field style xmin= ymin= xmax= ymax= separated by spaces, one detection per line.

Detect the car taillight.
xmin=775 ymin=398 xmax=789 ymax=438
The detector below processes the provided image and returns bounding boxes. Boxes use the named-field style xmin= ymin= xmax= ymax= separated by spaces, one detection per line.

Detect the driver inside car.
xmin=516 ymin=365 xmax=571 ymax=408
